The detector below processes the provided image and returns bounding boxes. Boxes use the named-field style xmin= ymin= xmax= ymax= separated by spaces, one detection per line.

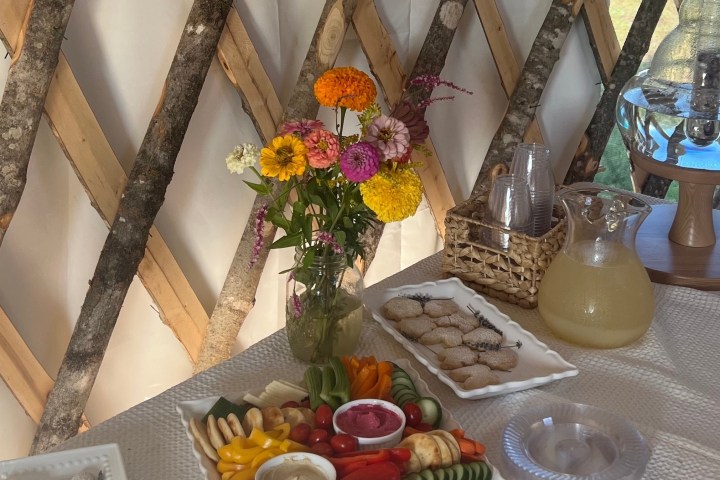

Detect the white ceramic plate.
xmin=0 ymin=443 xmax=127 ymax=480
xmin=177 ymin=358 xmax=504 ymax=480
xmin=366 ymin=277 xmax=579 ymax=400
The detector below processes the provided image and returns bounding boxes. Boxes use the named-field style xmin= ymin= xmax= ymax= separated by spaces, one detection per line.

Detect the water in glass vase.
xmin=538 ymin=240 xmax=655 ymax=348
xmin=286 ymin=289 xmax=363 ymax=363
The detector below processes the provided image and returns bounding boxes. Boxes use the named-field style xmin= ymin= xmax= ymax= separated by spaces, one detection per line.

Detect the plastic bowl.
xmin=255 ymin=452 xmax=336 ymax=480
xmin=332 ymin=399 xmax=406 ymax=449
xmin=502 ymin=403 xmax=650 ymax=480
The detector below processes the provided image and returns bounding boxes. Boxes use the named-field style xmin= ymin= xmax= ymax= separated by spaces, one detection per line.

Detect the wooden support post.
xmin=194 ymin=0 xmax=358 ymax=373
xmin=563 ymin=0 xmax=667 ymax=186
xmin=0 ymin=1 xmax=210 ymax=364
xmin=472 ymin=0 xmax=577 ymax=197
xmin=0 ymin=0 xmax=75 ymax=247
xmin=31 ymin=0 xmax=234 ymax=453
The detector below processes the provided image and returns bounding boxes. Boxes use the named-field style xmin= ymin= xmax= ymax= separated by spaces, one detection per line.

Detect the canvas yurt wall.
xmin=0 ymin=0 xmax=600 ymax=459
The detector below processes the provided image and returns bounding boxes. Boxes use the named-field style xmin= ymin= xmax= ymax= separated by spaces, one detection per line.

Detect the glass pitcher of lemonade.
xmin=538 ymin=186 xmax=655 ymax=348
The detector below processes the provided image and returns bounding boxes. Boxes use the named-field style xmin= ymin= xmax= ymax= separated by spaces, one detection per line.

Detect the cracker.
xmin=436 ymin=312 xmax=480 ymax=333
xmin=462 ymin=370 xmax=500 ymax=390
xmin=448 ymin=363 xmax=495 ymax=383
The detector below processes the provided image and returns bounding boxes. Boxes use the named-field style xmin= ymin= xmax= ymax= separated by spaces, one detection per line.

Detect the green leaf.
xmin=269 ymin=232 xmax=302 ymax=249
xmin=303 ymin=216 xmax=313 ymax=242
xmin=302 ymin=250 xmax=315 ymax=268
xmin=269 ymin=212 xmax=291 ymax=231
xmin=243 ymin=180 xmax=271 ymax=196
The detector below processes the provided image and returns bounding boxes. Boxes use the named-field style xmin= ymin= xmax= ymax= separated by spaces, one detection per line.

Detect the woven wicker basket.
xmin=442 ymin=192 xmax=567 ymax=308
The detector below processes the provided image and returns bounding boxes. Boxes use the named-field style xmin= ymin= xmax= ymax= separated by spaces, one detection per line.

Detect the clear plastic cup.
xmin=484 ymin=174 xmax=533 ymax=250
xmin=511 ymin=143 xmax=555 ymax=236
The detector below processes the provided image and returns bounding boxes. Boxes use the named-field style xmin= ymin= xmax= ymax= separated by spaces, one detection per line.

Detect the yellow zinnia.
xmin=360 ymin=165 xmax=423 ymax=223
xmin=260 ymin=134 xmax=308 ymax=181
xmin=314 ymin=67 xmax=377 ymax=112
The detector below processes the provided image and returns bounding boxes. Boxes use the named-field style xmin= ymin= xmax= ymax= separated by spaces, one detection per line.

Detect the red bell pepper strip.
xmin=340 ymin=461 xmax=401 ymax=480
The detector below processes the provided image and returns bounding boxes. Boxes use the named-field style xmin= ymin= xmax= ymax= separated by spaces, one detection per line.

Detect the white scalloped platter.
xmin=177 ymin=358 xmax=504 ymax=480
xmin=366 ymin=277 xmax=579 ymax=400
xmin=0 ymin=443 xmax=127 ymax=480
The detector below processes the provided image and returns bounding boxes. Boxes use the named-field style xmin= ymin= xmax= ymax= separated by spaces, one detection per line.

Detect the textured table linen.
xmin=55 ymin=252 xmax=720 ymax=479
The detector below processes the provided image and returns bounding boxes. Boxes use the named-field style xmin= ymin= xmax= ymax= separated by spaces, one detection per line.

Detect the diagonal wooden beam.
xmin=474 ymin=0 xmax=545 ymax=144
xmin=217 ymin=9 xmax=282 ymax=144
xmin=353 ymin=0 xmax=466 ymax=267
xmin=581 ymin=0 xmax=621 ymax=85
xmin=194 ymin=0 xmax=358 ymax=373
xmin=0 ymin=305 xmax=54 ymax=424
xmin=0 ymin=1 xmax=209 ymax=363
xmin=31 ymin=0 xmax=234 ymax=452
xmin=472 ymin=0 xmax=579 ymax=196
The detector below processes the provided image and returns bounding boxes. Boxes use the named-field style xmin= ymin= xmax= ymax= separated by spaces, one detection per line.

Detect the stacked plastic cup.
xmin=484 ymin=174 xmax=533 ymax=251
xmin=510 ymin=143 xmax=555 ymax=237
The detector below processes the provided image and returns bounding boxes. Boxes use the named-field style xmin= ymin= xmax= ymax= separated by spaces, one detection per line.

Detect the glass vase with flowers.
xmin=226 ymin=67 xmax=471 ymax=363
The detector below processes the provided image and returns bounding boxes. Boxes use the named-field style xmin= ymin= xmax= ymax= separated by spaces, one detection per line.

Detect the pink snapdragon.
xmin=248 ymin=204 xmax=269 ymax=268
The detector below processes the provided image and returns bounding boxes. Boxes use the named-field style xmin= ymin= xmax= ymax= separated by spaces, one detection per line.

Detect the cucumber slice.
xmin=391 ymin=375 xmax=417 ymax=390
xmin=405 ymin=474 xmax=422 ymax=480
xmin=420 ymin=469 xmax=435 ymax=480
xmin=451 ymin=464 xmax=466 ymax=480
xmin=416 ymin=396 xmax=443 ymax=428
xmin=468 ymin=462 xmax=482 ymax=480
xmin=395 ymin=390 xmax=420 ymax=407
xmin=445 ymin=467 xmax=456 ymax=480
xmin=478 ymin=462 xmax=492 ymax=480
xmin=391 ymin=383 xmax=415 ymax=398
xmin=435 ymin=467 xmax=448 ymax=480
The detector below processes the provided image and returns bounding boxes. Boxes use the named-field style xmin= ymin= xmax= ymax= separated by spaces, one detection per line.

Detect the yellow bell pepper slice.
xmin=279 ymin=438 xmax=309 ymax=453
xmin=250 ymin=448 xmax=280 ymax=469
xmin=272 ymin=422 xmax=290 ymax=440
xmin=249 ymin=428 xmax=281 ymax=449
xmin=217 ymin=460 xmax=251 ymax=473
xmin=229 ymin=468 xmax=257 ymax=480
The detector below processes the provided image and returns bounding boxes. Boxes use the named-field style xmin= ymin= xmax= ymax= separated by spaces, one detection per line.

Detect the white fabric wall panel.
xmin=0 ymin=0 xmax=600 ymax=459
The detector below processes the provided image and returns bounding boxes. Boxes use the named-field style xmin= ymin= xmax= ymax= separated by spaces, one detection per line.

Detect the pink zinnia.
xmin=340 ymin=142 xmax=380 ymax=182
xmin=365 ymin=115 xmax=410 ymax=160
xmin=280 ymin=119 xmax=325 ymax=138
xmin=303 ymin=129 xmax=340 ymax=168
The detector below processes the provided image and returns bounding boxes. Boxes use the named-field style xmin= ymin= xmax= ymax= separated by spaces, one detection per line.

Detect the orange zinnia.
xmin=314 ymin=67 xmax=377 ymax=112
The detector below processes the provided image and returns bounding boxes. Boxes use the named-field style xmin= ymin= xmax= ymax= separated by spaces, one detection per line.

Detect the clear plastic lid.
xmin=502 ymin=403 xmax=650 ymax=480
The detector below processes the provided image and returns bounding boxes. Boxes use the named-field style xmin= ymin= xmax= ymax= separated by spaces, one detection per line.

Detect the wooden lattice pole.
xmin=472 ymin=0 xmax=577 ymax=196
xmin=0 ymin=0 xmax=75 ymax=247
xmin=563 ymin=0 xmax=667 ymax=186
xmin=194 ymin=0 xmax=358 ymax=373
xmin=580 ymin=0 xmax=621 ymax=86
xmin=354 ymin=0 xmax=467 ymax=268
xmin=31 ymin=0 xmax=234 ymax=453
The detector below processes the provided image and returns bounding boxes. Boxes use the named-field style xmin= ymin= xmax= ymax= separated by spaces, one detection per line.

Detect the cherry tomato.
xmin=315 ymin=404 xmax=334 ymax=430
xmin=402 ymin=402 xmax=423 ymax=428
xmin=415 ymin=422 xmax=433 ymax=432
xmin=289 ymin=422 xmax=311 ymax=444
xmin=281 ymin=400 xmax=300 ymax=408
xmin=330 ymin=433 xmax=359 ymax=454
xmin=308 ymin=428 xmax=330 ymax=446
xmin=310 ymin=441 xmax=334 ymax=456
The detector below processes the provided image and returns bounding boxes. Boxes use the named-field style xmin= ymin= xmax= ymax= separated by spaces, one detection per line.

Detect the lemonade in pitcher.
xmin=538 ymin=187 xmax=655 ymax=348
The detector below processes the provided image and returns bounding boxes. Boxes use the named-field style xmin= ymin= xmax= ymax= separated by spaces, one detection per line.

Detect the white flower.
xmin=225 ymin=143 xmax=260 ymax=174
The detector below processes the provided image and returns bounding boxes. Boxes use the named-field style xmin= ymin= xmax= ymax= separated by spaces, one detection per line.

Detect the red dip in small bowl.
xmin=335 ymin=403 xmax=403 ymax=438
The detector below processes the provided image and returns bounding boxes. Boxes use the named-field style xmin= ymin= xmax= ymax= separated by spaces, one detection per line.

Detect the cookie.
xmin=447 ymin=363 xmax=495 ymax=383
xmin=437 ymin=346 xmax=477 ymax=370
xmin=423 ymin=299 xmax=459 ymax=317
xmin=398 ymin=316 xmax=435 ymax=340
xmin=383 ymin=297 xmax=424 ymax=320
xmin=435 ymin=312 xmax=480 ymax=333
xmin=462 ymin=327 xmax=503 ymax=349
xmin=476 ymin=348 xmax=519 ymax=371
xmin=419 ymin=326 xmax=463 ymax=348
xmin=462 ymin=370 xmax=501 ymax=390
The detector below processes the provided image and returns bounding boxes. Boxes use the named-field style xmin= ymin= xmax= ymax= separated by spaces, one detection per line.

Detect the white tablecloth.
xmin=54 ymin=251 xmax=720 ymax=479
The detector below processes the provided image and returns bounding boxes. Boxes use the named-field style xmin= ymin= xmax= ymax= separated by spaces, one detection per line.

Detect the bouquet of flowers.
xmin=227 ymin=67 xmax=470 ymax=363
